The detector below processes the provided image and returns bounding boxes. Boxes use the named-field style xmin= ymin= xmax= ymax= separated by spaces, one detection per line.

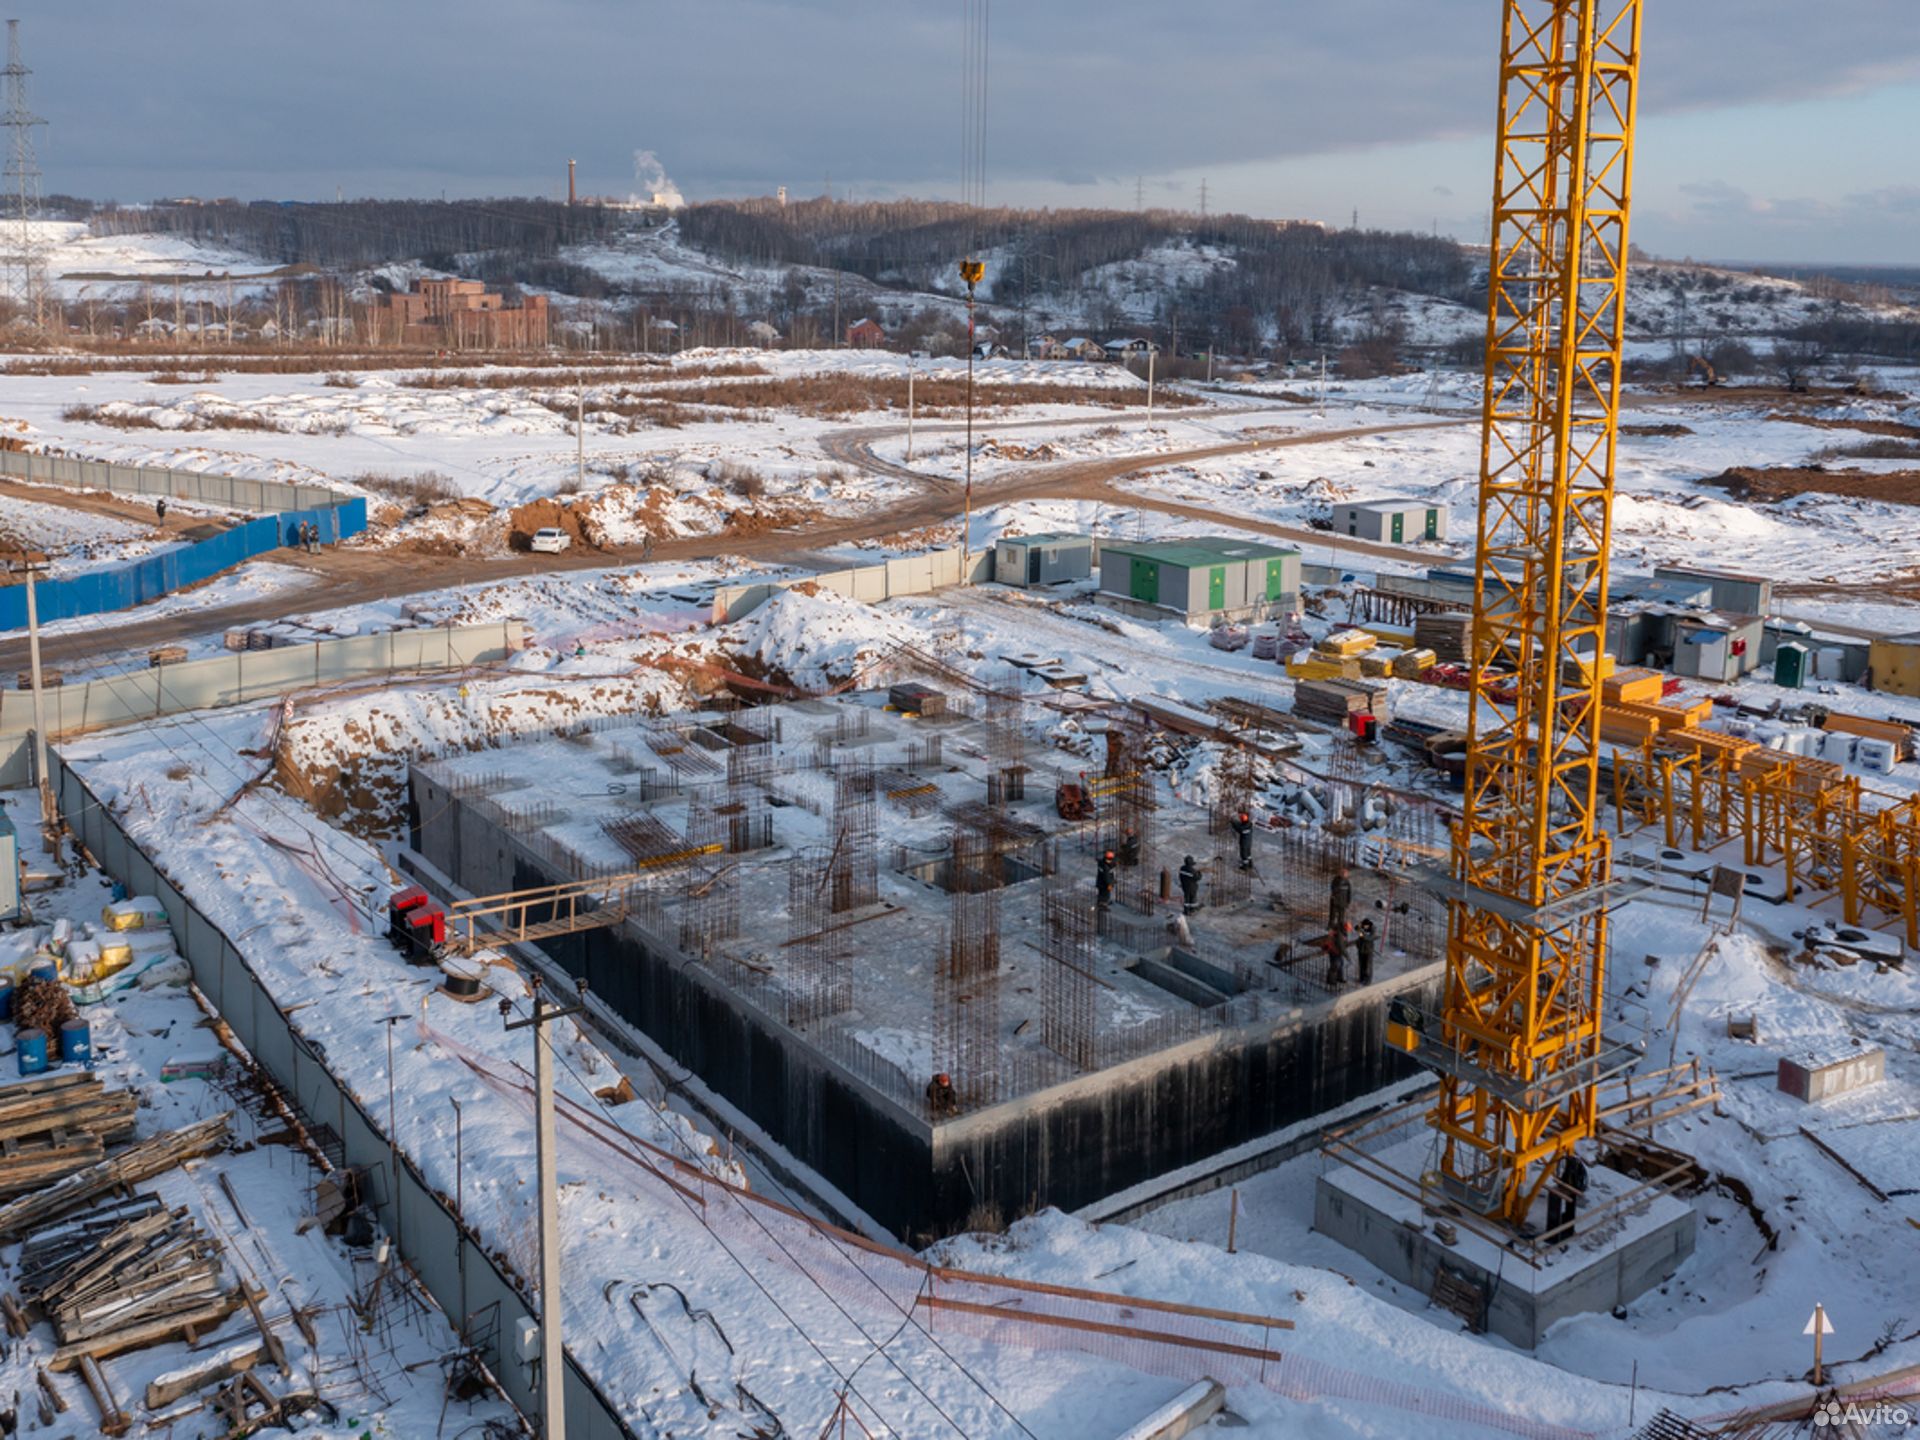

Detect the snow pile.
xmin=722 ymin=585 xmax=914 ymax=690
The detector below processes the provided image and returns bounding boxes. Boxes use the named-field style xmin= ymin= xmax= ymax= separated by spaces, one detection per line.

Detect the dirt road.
xmin=0 ymin=415 xmax=1470 ymax=671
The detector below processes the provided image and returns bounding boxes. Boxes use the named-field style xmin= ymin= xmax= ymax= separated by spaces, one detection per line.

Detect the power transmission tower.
xmin=1 ymin=19 xmax=48 ymax=328
xmin=1199 ymin=178 xmax=1208 ymax=218
xmin=1135 ymin=175 xmax=1145 ymax=211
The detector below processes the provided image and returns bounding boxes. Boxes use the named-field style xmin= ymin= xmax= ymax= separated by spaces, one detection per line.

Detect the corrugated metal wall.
xmin=0 ymin=498 xmax=368 ymax=632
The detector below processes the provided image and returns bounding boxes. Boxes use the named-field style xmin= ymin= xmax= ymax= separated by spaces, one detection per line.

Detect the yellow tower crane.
xmin=1424 ymin=0 xmax=1649 ymax=1227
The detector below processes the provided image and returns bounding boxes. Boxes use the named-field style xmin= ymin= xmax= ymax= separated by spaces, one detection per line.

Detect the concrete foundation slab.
xmin=1314 ymin=1136 xmax=1697 ymax=1349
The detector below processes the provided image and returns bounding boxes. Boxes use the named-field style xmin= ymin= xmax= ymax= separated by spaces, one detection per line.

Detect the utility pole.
xmin=501 ymin=973 xmax=590 ymax=1440
xmin=959 ymin=258 xmax=984 ymax=584
xmin=1134 ymin=175 xmax=1145 ymax=212
xmin=906 ymin=357 xmax=915 ymax=463
xmin=1146 ymin=346 xmax=1155 ymax=428
xmin=1199 ymin=178 xmax=1208 ymax=218
xmin=16 ymin=554 xmax=50 ymax=827
xmin=1207 ymin=343 xmax=1215 ymax=384
xmin=575 ymin=384 xmax=585 ymax=493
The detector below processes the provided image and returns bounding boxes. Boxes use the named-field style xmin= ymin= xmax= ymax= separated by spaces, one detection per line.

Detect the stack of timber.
xmin=1414 ymin=612 xmax=1472 ymax=664
xmin=0 ymin=1113 xmax=231 ymax=1240
xmin=0 ymin=1074 xmax=139 ymax=1199
xmin=16 ymin=1196 xmax=235 ymax=1361
xmin=1294 ymin=678 xmax=1392 ymax=727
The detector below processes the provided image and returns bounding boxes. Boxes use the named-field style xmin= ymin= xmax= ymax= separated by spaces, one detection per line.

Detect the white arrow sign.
xmin=1805 ymin=1307 xmax=1835 ymax=1336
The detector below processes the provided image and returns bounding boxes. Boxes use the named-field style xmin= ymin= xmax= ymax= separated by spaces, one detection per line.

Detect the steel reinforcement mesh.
xmin=434 ymin=1026 xmax=1594 ymax=1440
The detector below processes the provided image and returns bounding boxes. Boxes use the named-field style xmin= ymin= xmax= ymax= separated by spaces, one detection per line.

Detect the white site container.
xmin=1857 ymin=738 xmax=1898 ymax=774
xmin=1819 ymin=731 xmax=1858 ymax=765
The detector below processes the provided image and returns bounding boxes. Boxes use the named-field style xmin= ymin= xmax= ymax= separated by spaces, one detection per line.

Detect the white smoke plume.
xmin=632 ymin=150 xmax=685 ymax=210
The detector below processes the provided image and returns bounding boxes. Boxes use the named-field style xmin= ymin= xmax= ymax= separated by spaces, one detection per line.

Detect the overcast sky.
xmin=14 ymin=1 xmax=1920 ymax=265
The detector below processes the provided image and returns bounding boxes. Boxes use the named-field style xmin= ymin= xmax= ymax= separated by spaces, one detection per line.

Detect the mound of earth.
xmin=1701 ymin=464 xmax=1920 ymax=506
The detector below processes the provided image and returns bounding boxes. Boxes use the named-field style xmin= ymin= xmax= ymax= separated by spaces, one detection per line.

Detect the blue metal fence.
xmin=0 ymin=497 xmax=367 ymax=632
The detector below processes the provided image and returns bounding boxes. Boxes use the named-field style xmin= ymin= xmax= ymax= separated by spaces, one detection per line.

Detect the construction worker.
xmin=1355 ymin=918 xmax=1377 ymax=986
xmin=1118 ymin=825 xmax=1140 ymax=868
xmin=926 ymin=1072 xmax=958 ymax=1118
xmin=1096 ymin=849 xmax=1117 ymax=909
xmin=1328 ymin=866 xmax=1353 ymax=935
xmin=1178 ymin=855 xmax=1202 ymax=915
xmin=1231 ymin=810 xmax=1255 ymax=871
xmin=155 ymin=497 xmax=167 ymax=523
xmin=1544 ymin=1152 xmax=1590 ymax=1239
xmin=1325 ymin=923 xmax=1349 ymax=988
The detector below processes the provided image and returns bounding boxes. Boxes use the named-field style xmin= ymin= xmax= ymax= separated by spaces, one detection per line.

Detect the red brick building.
xmin=845 ymin=316 xmax=887 ymax=349
xmin=371 ymin=278 xmax=550 ymax=349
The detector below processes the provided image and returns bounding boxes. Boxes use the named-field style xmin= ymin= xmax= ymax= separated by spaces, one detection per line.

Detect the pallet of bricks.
xmin=1293 ymin=678 xmax=1392 ymax=729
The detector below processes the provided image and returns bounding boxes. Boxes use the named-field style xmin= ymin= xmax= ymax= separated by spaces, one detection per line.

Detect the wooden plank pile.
xmin=1294 ymin=678 xmax=1392 ymax=728
xmin=0 ymin=1112 xmax=231 ymax=1241
xmin=0 ymin=1074 xmax=140 ymax=1200
xmin=16 ymin=1195 xmax=234 ymax=1365
xmin=1414 ymin=612 xmax=1472 ymax=664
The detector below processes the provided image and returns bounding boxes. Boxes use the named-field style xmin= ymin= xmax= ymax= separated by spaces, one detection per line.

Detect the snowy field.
xmin=0 ymin=491 xmax=178 ymax=578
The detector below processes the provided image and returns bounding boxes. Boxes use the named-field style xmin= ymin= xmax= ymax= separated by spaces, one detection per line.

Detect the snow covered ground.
xmin=0 ymin=492 xmax=179 ymax=578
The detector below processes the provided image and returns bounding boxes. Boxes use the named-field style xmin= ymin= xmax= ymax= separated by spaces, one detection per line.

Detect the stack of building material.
xmin=0 ymin=1113 xmax=231 ymax=1240
xmin=1414 ymin=612 xmax=1472 ymax=663
xmin=1358 ymin=650 xmax=1399 ymax=679
xmin=1294 ymin=679 xmax=1392 ymax=727
xmin=1391 ymin=648 xmax=1438 ymax=679
xmin=1603 ymin=668 xmax=1666 ymax=706
xmin=0 ymin=1075 xmax=140 ymax=1199
xmin=1318 ymin=629 xmax=1376 ymax=659
xmin=1601 ymin=694 xmax=1716 ymax=745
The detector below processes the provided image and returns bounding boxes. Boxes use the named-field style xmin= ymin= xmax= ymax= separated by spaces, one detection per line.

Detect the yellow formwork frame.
xmin=1436 ymin=0 xmax=1643 ymax=1226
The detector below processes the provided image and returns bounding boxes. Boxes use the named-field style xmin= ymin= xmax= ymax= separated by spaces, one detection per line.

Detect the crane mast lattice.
xmin=1434 ymin=0 xmax=1645 ymax=1227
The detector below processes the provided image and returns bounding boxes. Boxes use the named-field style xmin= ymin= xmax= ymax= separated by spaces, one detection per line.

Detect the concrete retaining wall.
xmin=0 ymin=446 xmax=343 ymax=513
xmin=416 ymin=770 xmax=1444 ymax=1243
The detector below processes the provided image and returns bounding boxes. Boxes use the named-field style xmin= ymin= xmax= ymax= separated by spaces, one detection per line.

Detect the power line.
xmin=1 ymin=18 xmax=48 ymax=327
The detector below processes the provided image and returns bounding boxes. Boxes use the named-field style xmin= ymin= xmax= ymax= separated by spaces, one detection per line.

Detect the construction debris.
xmin=0 ymin=1112 xmax=231 ymax=1239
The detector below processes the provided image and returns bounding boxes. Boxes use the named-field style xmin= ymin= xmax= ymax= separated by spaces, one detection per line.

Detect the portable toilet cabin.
xmin=1773 ymin=640 xmax=1810 ymax=690
xmin=994 ymin=532 xmax=1093 ymax=588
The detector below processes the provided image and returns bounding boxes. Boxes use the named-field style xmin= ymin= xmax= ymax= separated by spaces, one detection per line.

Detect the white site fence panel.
xmin=0 ymin=620 xmax=526 ymax=787
xmin=0 ymin=446 xmax=343 ymax=513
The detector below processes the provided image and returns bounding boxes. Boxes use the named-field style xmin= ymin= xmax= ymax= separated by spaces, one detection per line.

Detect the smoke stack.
xmin=568 ymin=158 xmax=576 ymax=206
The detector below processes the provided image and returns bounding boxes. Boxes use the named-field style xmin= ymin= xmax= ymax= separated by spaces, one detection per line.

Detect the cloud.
xmin=20 ymin=0 xmax=1920 ymax=222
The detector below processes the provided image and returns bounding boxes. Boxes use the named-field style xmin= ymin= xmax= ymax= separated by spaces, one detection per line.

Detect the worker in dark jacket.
xmin=1325 ymin=923 xmax=1349 ymax=988
xmin=1118 ymin=826 xmax=1140 ymax=868
xmin=1355 ymin=918 xmax=1377 ymax=985
xmin=1328 ymin=866 xmax=1353 ymax=933
xmin=1096 ymin=850 xmax=1117 ymax=908
xmin=1178 ymin=855 xmax=1202 ymax=914
xmin=926 ymin=1072 xmax=958 ymax=1118
xmin=1231 ymin=810 xmax=1255 ymax=871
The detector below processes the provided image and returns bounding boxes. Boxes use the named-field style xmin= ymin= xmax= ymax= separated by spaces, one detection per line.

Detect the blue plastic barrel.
xmin=16 ymin=1028 xmax=48 ymax=1076
xmin=27 ymin=960 xmax=56 ymax=985
xmin=0 ymin=977 xmax=12 ymax=1022
xmin=58 ymin=1019 xmax=92 ymax=1068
